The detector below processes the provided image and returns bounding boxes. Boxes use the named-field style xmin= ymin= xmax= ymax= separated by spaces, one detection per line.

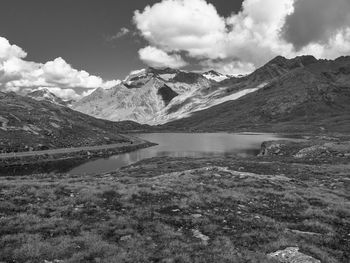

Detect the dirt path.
xmin=0 ymin=135 xmax=148 ymax=159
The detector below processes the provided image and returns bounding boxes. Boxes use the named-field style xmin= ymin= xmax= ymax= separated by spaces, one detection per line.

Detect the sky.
xmin=0 ymin=0 xmax=350 ymax=100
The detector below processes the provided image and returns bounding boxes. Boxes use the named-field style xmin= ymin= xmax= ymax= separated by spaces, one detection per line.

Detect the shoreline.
xmin=0 ymin=140 xmax=157 ymax=175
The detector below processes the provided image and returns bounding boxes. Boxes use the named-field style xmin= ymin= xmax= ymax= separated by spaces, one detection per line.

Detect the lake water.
xmin=68 ymin=133 xmax=290 ymax=175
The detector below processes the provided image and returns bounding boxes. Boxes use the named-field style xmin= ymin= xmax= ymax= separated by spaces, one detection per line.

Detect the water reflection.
xmin=68 ymin=133 xmax=286 ymax=175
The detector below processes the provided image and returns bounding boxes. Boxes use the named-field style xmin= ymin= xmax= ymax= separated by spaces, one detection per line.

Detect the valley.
xmin=1 ymin=0 xmax=350 ymax=262
xmin=0 ymin=55 xmax=349 ymax=263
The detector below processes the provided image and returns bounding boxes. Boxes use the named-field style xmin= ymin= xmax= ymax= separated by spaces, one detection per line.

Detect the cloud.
xmin=0 ymin=37 xmax=27 ymax=61
xmin=116 ymin=27 xmax=130 ymax=38
xmin=282 ymin=0 xmax=350 ymax=50
xmin=138 ymin=46 xmax=187 ymax=68
xmin=134 ymin=0 xmax=350 ymax=75
xmin=41 ymin=57 xmax=106 ymax=88
xmin=106 ymin=27 xmax=131 ymax=42
xmin=134 ymin=0 xmax=226 ymax=59
xmin=0 ymin=36 xmax=119 ymax=100
xmin=200 ymin=59 xmax=255 ymax=76
xmin=44 ymin=87 xmax=83 ymax=101
xmin=224 ymin=0 xmax=295 ymax=66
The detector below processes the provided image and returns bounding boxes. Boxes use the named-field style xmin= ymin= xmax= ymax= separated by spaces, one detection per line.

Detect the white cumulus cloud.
xmin=138 ymin=46 xmax=187 ymax=68
xmin=0 ymin=37 xmax=27 ymax=61
xmin=134 ymin=0 xmax=226 ymax=59
xmin=0 ymin=36 xmax=120 ymax=100
xmin=134 ymin=0 xmax=350 ymax=75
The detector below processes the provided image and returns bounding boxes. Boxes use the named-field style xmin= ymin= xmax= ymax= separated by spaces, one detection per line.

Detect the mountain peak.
xmin=290 ymin=55 xmax=318 ymax=67
xmin=268 ymin=56 xmax=288 ymax=65
xmin=28 ymin=88 xmax=68 ymax=106
xmin=204 ymin=70 xmax=221 ymax=76
xmin=203 ymin=70 xmax=228 ymax=82
xmin=147 ymin=67 xmax=179 ymax=75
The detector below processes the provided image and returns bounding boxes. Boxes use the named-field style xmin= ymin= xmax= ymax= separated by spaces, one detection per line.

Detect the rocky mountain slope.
xmin=0 ymin=92 xmax=147 ymax=153
xmin=72 ymin=68 xmax=251 ymax=124
xmin=27 ymin=88 xmax=72 ymax=107
xmin=162 ymin=56 xmax=350 ymax=133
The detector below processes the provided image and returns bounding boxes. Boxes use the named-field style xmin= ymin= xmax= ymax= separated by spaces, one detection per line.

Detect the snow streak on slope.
xmin=151 ymin=83 xmax=268 ymax=124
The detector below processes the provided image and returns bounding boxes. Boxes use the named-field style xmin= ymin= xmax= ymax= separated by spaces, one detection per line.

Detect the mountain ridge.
xmin=161 ymin=56 xmax=350 ymax=133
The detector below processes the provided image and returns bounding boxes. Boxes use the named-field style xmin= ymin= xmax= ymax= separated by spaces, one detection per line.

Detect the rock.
xmin=259 ymin=140 xmax=294 ymax=156
xmin=192 ymin=229 xmax=209 ymax=245
xmin=287 ymin=229 xmax=322 ymax=237
xmin=120 ymin=235 xmax=132 ymax=241
xmin=294 ymin=141 xmax=350 ymax=158
xmin=192 ymin=214 xmax=202 ymax=218
xmin=268 ymin=247 xmax=320 ymax=263
xmin=294 ymin=145 xmax=328 ymax=158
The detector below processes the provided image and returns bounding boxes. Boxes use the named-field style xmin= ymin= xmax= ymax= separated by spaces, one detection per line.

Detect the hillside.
xmin=0 ymin=92 xmax=147 ymax=153
xmin=162 ymin=56 xmax=350 ymax=133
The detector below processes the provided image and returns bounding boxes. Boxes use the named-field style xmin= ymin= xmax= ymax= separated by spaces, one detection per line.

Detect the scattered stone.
xmin=120 ymin=235 xmax=132 ymax=241
xmin=192 ymin=214 xmax=202 ymax=218
xmin=192 ymin=229 xmax=209 ymax=245
xmin=268 ymin=247 xmax=320 ymax=263
xmin=287 ymin=229 xmax=322 ymax=237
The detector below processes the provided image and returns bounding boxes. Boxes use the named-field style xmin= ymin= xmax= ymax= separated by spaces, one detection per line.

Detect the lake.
xmin=68 ymin=133 xmax=291 ymax=175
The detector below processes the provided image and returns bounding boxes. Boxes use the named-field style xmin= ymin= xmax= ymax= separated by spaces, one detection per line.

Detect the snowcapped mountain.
xmin=27 ymin=88 xmax=73 ymax=107
xmin=72 ymin=67 xmax=268 ymax=124
xmin=203 ymin=70 xmax=230 ymax=82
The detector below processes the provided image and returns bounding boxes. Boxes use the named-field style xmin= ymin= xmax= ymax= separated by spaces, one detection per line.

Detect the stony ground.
xmin=0 ymin=139 xmax=349 ymax=263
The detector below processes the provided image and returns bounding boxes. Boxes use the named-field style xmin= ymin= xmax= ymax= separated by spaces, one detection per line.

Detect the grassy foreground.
xmin=0 ymin=140 xmax=349 ymax=262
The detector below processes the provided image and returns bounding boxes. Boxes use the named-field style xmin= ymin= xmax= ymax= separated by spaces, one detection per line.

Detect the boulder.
xmin=268 ymin=247 xmax=320 ymax=263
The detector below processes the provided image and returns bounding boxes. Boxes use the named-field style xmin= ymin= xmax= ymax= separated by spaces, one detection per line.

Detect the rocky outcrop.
xmin=259 ymin=140 xmax=293 ymax=156
xmin=294 ymin=141 xmax=350 ymax=158
xmin=259 ymin=139 xmax=350 ymax=159
xmin=268 ymin=247 xmax=320 ymax=263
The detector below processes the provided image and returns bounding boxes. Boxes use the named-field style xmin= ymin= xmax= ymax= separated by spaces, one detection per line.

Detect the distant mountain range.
xmin=71 ymin=55 xmax=350 ymax=133
xmin=2 ymin=55 xmax=350 ymax=136
xmin=71 ymin=67 xmax=257 ymax=124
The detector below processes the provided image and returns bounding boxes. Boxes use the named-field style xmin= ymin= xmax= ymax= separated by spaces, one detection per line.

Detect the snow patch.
xmin=123 ymin=68 xmax=147 ymax=82
xmin=151 ymin=82 xmax=267 ymax=124
xmin=159 ymin=73 xmax=176 ymax=81
xmin=203 ymin=73 xmax=229 ymax=82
